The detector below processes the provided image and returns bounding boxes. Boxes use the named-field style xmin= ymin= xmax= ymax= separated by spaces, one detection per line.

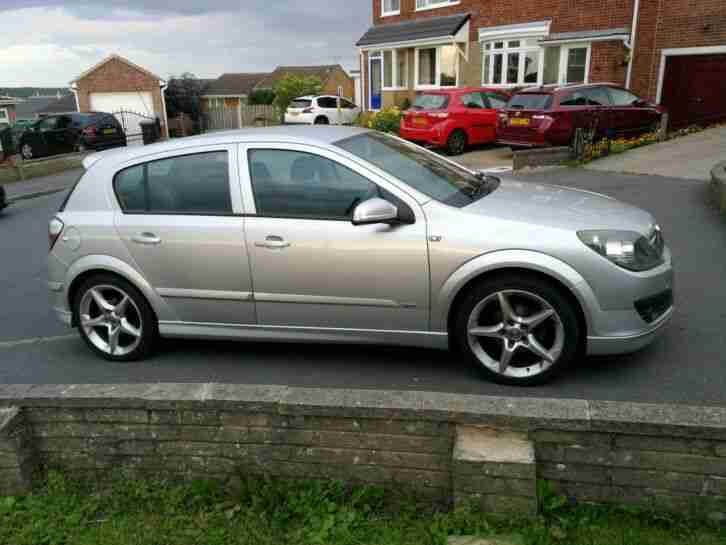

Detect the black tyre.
xmin=452 ymin=273 xmax=581 ymax=386
xmin=0 ymin=185 xmax=6 ymax=211
xmin=73 ymin=273 xmax=158 ymax=362
xmin=314 ymin=116 xmax=330 ymax=125
xmin=77 ymin=140 xmax=88 ymax=153
xmin=446 ymin=129 xmax=467 ymax=155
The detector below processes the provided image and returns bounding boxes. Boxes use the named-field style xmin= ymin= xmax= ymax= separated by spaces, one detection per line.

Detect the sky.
xmin=0 ymin=1 xmax=372 ymax=86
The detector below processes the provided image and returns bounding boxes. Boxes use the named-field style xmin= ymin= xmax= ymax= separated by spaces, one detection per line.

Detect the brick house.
xmin=70 ymin=54 xmax=169 ymax=138
xmin=357 ymin=0 xmax=726 ymax=127
xmin=255 ymin=65 xmax=356 ymax=100
xmin=200 ymin=73 xmax=269 ymax=127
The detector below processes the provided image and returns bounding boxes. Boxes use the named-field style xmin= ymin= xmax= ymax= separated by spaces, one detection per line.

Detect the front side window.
xmin=461 ymin=93 xmax=486 ymax=109
xmin=248 ymin=149 xmax=378 ymax=220
xmin=336 ymin=132 xmax=494 ymax=208
xmin=608 ymin=87 xmax=641 ymax=106
xmin=382 ymin=0 xmax=400 ymax=15
xmin=38 ymin=117 xmax=58 ymax=132
xmin=560 ymin=90 xmax=588 ymax=107
xmin=482 ymin=39 xmax=540 ymax=86
xmin=583 ymin=87 xmax=611 ymax=106
xmin=114 ymin=151 xmax=232 ymax=215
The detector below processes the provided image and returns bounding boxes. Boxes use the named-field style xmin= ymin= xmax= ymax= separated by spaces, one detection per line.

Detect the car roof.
xmin=516 ymin=82 xmax=620 ymax=94
xmin=82 ymin=126 xmax=372 ymax=170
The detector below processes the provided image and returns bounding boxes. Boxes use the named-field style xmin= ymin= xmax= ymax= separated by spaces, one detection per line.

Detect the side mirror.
xmin=352 ymin=198 xmax=399 ymax=226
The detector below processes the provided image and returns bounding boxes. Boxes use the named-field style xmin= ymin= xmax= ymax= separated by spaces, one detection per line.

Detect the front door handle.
xmin=255 ymin=235 xmax=290 ymax=249
xmin=131 ymin=232 xmax=162 ymax=245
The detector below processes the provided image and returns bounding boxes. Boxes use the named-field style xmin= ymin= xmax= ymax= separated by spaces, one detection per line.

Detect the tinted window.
xmin=411 ymin=93 xmax=450 ymax=110
xmin=317 ymin=97 xmax=338 ymax=109
xmin=461 ymin=93 xmax=486 ymax=109
xmin=341 ymin=99 xmax=357 ymax=109
xmin=336 ymin=132 xmax=492 ymax=208
xmin=248 ymin=149 xmax=378 ymax=220
xmin=560 ymin=90 xmax=588 ymax=107
xmin=508 ymin=94 xmax=552 ymax=110
xmin=486 ymin=93 xmax=508 ymax=109
xmin=289 ymin=99 xmax=312 ymax=109
xmin=608 ymin=87 xmax=642 ymax=106
xmin=56 ymin=116 xmax=73 ymax=129
xmin=583 ymin=87 xmax=611 ymax=106
xmin=114 ymin=152 xmax=232 ymax=215
xmin=38 ymin=117 xmax=58 ymax=131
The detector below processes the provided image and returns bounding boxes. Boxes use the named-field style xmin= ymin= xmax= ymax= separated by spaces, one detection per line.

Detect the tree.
xmin=273 ymin=74 xmax=323 ymax=113
xmin=165 ymin=73 xmax=205 ymax=121
xmin=248 ymin=89 xmax=276 ymax=105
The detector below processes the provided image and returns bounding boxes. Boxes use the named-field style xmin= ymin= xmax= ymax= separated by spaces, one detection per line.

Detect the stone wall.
xmin=1 ymin=385 xmax=725 ymax=521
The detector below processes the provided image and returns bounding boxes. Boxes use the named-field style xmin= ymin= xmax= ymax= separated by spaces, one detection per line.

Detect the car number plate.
xmin=509 ymin=118 xmax=530 ymax=126
xmin=103 ymin=128 xmax=116 ymax=134
xmin=413 ymin=117 xmax=427 ymax=126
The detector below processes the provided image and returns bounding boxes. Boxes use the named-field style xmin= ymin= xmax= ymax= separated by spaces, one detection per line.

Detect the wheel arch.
xmin=64 ymin=255 xmax=172 ymax=326
xmin=436 ymin=250 xmax=596 ymax=339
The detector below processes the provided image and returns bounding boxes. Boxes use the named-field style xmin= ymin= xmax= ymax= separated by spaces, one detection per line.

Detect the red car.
xmin=400 ymin=88 xmax=510 ymax=155
xmin=497 ymin=83 xmax=666 ymax=148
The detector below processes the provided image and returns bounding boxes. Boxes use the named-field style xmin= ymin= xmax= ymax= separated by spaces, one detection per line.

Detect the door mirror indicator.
xmin=352 ymin=198 xmax=399 ymax=226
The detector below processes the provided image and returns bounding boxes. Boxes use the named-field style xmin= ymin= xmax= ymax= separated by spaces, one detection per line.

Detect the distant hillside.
xmin=0 ymin=87 xmax=70 ymax=98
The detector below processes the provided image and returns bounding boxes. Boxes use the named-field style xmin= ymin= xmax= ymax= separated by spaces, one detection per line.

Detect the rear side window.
xmin=317 ymin=97 xmax=339 ymax=109
xmin=486 ymin=93 xmax=508 ymax=109
xmin=412 ymin=94 xmax=450 ymax=110
xmin=114 ymin=151 xmax=232 ymax=215
xmin=559 ymin=90 xmax=588 ymax=107
xmin=290 ymin=99 xmax=312 ymax=109
xmin=461 ymin=93 xmax=486 ymax=109
xmin=508 ymin=94 xmax=552 ymax=110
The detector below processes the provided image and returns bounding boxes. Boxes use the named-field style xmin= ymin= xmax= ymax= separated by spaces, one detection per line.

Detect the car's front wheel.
xmin=74 ymin=274 xmax=158 ymax=362
xmin=453 ymin=273 xmax=581 ymax=385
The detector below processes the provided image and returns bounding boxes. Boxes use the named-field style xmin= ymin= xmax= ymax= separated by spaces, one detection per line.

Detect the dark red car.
xmin=400 ymin=87 xmax=510 ymax=155
xmin=497 ymin=83 xmax=666 ymax=148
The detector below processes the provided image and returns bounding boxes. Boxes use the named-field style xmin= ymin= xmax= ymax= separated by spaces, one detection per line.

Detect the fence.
xmin=201 ymin=105 xmax=279 ymax=132
xmin=113 ymin=110 xmax=160 ymax=147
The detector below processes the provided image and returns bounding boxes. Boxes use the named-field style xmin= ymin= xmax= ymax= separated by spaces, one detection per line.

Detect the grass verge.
xmin=0 ymin=471 xmax=724 ymax=545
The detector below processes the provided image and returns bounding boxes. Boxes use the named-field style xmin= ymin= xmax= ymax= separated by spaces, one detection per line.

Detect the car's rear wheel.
xmin=452 ymin=273 xmax=581 ymax=385
xmin=73 ymin=274 xmax=157 ymax=362
xmin=314 ymin=116 xmax=329 ymax=125
xmin=447 ymin=130 xmax=467 ymax=156
xmin=77 ymin=140 xmax=88 ymax=153
xmin=20 ymin=143 xmax=34 ymax=160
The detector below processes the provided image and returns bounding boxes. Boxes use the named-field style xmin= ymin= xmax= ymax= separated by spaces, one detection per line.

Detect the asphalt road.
xmin=1 ymin=168 xmax=725 ymax=405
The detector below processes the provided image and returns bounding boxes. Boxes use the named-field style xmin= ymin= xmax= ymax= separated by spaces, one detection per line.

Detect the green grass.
xmin=0 ymin=472 xmax=724 ymax=545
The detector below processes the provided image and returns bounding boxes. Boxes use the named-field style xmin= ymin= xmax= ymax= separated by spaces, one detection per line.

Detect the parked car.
xmin=48 ymin=127 xmax=673 ymax=385
xmin=399 ymin=88 xmax=510 ymax=155
xmin=18 ymin=113 xmax=126 ymax=160
xmin=284 ymin=96 xmax=360 ymax=125
xmin=497 ymin=83 xmax=666 ymax=148
xmin=0 ymin=185 xmax=6 ymax=212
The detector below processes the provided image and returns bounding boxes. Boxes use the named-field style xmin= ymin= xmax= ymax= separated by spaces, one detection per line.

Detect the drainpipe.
xmin=625 ymin=0 xmax=640 ymax=89
xmin=70 ymin=83 xmax=80 ymax=112
xmin=160 ymin=81 xmax=170 ymax=139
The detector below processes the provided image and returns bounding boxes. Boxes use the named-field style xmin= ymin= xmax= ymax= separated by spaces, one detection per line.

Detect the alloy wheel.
xmin=79 ymin=285 xmax=143 ymax=357
xmin=448 ymin=131 xmax=466 ymax=155
xmin=467 ymin=290 xmax=565 ymax=379
xmin=21 ymin=144 xmax=33 ymax=160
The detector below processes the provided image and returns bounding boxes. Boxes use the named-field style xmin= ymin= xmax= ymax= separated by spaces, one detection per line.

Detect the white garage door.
xmin=89 ymin=92 xmax=154 ymax=146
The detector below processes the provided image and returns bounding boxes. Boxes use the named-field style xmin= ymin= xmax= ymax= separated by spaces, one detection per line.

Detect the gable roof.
xmin=356 ymin=13 xmax=471 ymax=47
xmin=202 ymin=73 xmax=270 ymax=96
xmin=35 ymin=94 xmax=78 ymax=115
xmin=255 ymin=65 xmax=347 ymax=90
xmin=71 ymin=54 xmax=163 ymax=84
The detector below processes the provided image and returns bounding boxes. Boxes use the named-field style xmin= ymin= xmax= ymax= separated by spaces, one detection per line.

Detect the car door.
xmin=54 ymin=115 xmax=77 ymax=154
xmin=31 ymin=117 xmax=58 ymax=157
xmin=340 ymin=99 xmax=360 ymax=124
xmin=317 ymin=97 xmax=341 ymax=124
xmin=462 ymin=92 xmax=499 ymax=144
xmin=607 ymin=87 xmax=650 ymax=136
xmin=581 ymin=87 xmax=612 ymax=138
xmin=240 ymin=143 xmax=430 ymax=332
xmin=113 ymin=145 xmax=256 ymax=325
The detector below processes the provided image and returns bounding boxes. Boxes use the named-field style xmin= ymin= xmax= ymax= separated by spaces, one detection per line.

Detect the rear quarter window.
xmin=290 ymin=99 xmax=312 ymax=109
xmin=507 ymin=94 xmax=553 ymax=110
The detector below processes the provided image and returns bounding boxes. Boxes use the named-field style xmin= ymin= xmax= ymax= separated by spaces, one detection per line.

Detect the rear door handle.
xmin=255 ymin=235 xmax=290 ymax=249
xmin=131 ymin=232 xmax=162 ymax=245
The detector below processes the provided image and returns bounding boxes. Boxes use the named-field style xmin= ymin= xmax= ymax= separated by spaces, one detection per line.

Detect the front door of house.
xmin=370 ymin=57 xmax=382 ymax=110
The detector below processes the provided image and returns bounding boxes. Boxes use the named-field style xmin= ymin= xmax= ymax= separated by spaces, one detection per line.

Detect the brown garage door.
xmin=660 ymin=54 xmax=726 ymax=129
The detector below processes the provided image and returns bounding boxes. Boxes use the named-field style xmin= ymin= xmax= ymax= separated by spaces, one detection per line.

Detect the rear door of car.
xmin=581 ymin=87 xmax=613 ymax=137
xmin=36 ymin=116 xmax=63 ymax=156
xmin=112 ymin=144 xmax=256 ymax=326
xmin=460 ymin=92 xmax=496 ymax=144
xmin=317 ymin=96 xmax=342 ymax=124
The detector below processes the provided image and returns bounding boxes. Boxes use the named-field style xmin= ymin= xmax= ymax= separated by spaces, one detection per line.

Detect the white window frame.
xmin=481 ymin=38 xmax=543 ymax=88
xmin=0 ymin=108 xmax=7 ymax=121
xmin=381 ymin=49 xmax=408 ymax=91
xmin=415 ymin=0 xmax=460 ymax=12
xmin=415 ymin=45 xmax=459 ymax=90
xmin=558 ymin=43 xmax=592 ymax=85
xmin=381 ymin=0 xmax=401 ymax=17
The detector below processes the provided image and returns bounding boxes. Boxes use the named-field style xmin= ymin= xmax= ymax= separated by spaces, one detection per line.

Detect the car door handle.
xmin=131 ymin=232 xmax=162 ymax=245
xmin=255 ymin=236 xmax=290 ymax=249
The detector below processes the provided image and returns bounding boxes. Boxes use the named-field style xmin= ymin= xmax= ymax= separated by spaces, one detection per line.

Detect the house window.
xmin=416 ymin=45 xmax=459 ymax=89
xmin=482 ymin=38 xmax=540 ymax=86
xmin=380 ymin=49 xmax=408 ymax=90
xmin=383 ymin=50 xmax=394 ymax=88
xmin=382 ymin=0 xmax=400 ymax=16
xmin=415 ymin=0 xmax=460 ymax=11
xmin=397 ymin=50 xmax=408 ymax=88
xmin=0 ymin=109 xmax=7 ymax=121
xmin=542 ymin=44 xmax=591 ymax=85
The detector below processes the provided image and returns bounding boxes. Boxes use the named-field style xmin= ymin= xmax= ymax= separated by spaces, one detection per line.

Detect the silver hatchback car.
xmin=48 ymin=127 xmax=674 ymax=385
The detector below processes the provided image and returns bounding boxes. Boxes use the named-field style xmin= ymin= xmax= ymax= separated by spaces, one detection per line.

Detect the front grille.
xmin=635 ymin=289 xmax=673 ymax=324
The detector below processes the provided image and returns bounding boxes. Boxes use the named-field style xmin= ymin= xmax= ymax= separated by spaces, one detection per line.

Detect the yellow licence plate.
xmin=103 ymin=128 xmax=116 ymax=134
xmin=413 ymin=117 xmax=427 ymax=126
xmin=509 ymin=118 xmax=530 ymax=126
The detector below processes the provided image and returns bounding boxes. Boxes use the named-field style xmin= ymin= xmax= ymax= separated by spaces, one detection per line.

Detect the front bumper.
xmin=587 ymin=305 xmax=673 ymax=355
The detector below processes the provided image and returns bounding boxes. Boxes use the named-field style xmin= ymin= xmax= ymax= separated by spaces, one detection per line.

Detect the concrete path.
xmin=2 ymin=168 xmax=82 ymax=202
xmin=585 ymin=126 xmax=726 ymax=180
xmin=455 ymin=144 xmax=513 ymax=172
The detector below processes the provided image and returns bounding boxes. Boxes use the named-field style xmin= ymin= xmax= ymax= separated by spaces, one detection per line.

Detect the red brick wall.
xmin=589 ymin=41 xmax=629 ymax=86
xmin=373 ymin=0 xmax=636 ymax=41
xmin=630 ymin=0 xmax=726 ymax=101
xmin=76 ymin=57 xmax=167 ymax=137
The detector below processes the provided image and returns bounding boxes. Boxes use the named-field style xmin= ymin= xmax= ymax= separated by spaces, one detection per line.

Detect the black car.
xmin=0 ymin=185 xmax=6 ymax=212
xmin=18 ymin=113 xmax=126 ymax=160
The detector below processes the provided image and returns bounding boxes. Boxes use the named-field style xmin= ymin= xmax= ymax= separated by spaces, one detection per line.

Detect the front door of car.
xmin=113 ymin=146 xmax=256 ymax=326
xmin=317 ymin=97 xmax=342 ymax=124
xmin=34 ymin=116 xmax=60 ymax=156
xmin=240 ymin=143 xmax=430 ymax=332
xmin=461 ymin=92 xmax=497 ymax=143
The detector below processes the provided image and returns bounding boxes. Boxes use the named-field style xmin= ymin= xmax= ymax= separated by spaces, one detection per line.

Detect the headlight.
xmin=577 ymin=228 xmax=664 ymax=271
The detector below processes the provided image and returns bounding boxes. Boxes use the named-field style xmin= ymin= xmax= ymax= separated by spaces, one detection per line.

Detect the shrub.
xmin=357 ymin=107 xmax=403 ymax=135
xmin=273 ymin=75 xmax=323 ymax=113
xmin=248 ymin=90 xmax=276 ymax=105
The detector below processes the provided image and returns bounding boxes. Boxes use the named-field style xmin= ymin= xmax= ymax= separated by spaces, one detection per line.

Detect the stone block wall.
xmin=0 ymin=384 xmax=725 ymax=521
